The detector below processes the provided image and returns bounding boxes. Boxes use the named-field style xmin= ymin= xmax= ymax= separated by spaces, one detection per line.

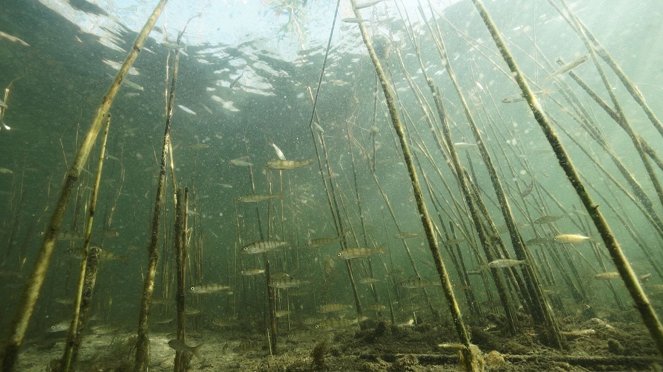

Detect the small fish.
xmin=453 ymin=142 xmax=478 ymax=149
xmin=229 ymin=72 xmax=243 ymax=89
xmin=308 ymin=236 xmax=339 ymax=248
xmin=242 ymin=240 xmax=287 ymax=254
xmin=397 ymin=318 xmax=415 ymax=328
xmin=270 ymin=143 xmax=286 ymax=160
xmin=315 ymin=317 xmax=360 ymax=331
xmin=177 ymin=105 xmax=197 ymax=115
xmin=266 ymin=159 xmax=313 ymax=170
xmin=487 ymin=259 xmax=526 ymax=269
xmin=394 ymin=231 xmax=418 ymax=239
xmin=533 ymin=215 xmax=562 ymax=225
xmin=323 ymin=256 xmax=335 ymax=275
xmin=0 ymin=31 xmax=30 ymax=47
xmin=342 ymin=17 xmax=367 ymax=24
xmin=0 ymin=167 xmax=13 ymax=174
xmin=211 ymin=319 xmax=233 ymax=328
xmin=189 ymin=143 xmax=210 ymax=150
xmin=168 ymin=339 xmax=202 ymax=357
xmin=554 ymin=233 xmax=591 ymax=244
xmin=594 ymin=272 xmax=620 ymax=280
xmin=640 ymin=273 xmax=653 ymax=282
xmin=501 ymin=89 xmax=547 ymax=104
xmin=337 ymin=247 xmax=384 ymax=260
xmin=104 ymin=229 xmax=120 ymax=239
xmin=190 ymin=283 xmax=232 ymax=294
xmin=359 ymin=277 xmax=381 ymax=285
xmin=520 ymin=180 xmax=534 ymax=197
xmin=237 ymin=194 xmax=281 ymax=203
xmin=400 ymin=278 xmax=440 ymax=289
xmin=525 ymin=237 xmax=550 ymax=246
xmin=275 ymin=310 xmax=291 ymax=318
xmin=550 ymin=55 xmax=588 ymax=78
xmin=123 ymin=78 xmax=144 ymax=91
xmin=161 ymin=41 xmax=184 ymax=50
xmin=560 ymin=329 xmax=596 ymax=339
xmin=54 ymin=298 xmax=73 ymax=306
xmin=318 ymin=303 xmax=351 ymax=313
xmin=438 ymin=342 xmax=466 ymax=350
xmin=240 ymin=268 xmax=265 ymax=276
xmin=57 ymin=231 xmax=83 ymax=241
xmin=229 ymin=156 xmax=253 ymax=167
xmin=48 ymin=321 xmax=70 ymax=333
xmin=366 ymin=304 xmax=386 ymax=312
xmin=501 ymin=94 xmax=525 ymax=104
xmin=185 ymin=308 xmax=202 ymax=316
xmin=355 ymin=0 xmax=384 ymax=9
xmin=269 ymin=278 xmax=309 ymax=289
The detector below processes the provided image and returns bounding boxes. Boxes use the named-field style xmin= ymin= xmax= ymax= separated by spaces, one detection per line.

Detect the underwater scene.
xmin=1 ymin=0 xmax=663 ymax=370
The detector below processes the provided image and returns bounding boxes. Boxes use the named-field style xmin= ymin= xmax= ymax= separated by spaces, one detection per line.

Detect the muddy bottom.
xmin=17 ymin=315 xmax=663 ymax=371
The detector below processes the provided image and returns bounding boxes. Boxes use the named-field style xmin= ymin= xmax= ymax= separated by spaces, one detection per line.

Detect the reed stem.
xmin=60 ymin=114 xmax=111 ymax=372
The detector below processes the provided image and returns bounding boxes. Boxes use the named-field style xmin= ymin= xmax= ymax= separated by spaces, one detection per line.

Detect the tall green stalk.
xmin=134 ymin=32 xmax=180 ymax=372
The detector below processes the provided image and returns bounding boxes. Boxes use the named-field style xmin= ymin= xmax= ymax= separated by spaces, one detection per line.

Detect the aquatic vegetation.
xmin=2 ymin=0 xmax=663 ymax=370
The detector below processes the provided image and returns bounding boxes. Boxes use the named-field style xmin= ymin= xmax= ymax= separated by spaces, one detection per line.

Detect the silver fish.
xmin=551 ymin=55 xmax=588 ymax=77
xmin=532 ymin=215 xmax=563 ymax=225
xmin=242 ymin=240 xmax=287 ymax=254
xmin=266 ymin=159 xmax=313 ymax=170
xmin=594 ymin=272 xmax=620 ymax=280
xmin=400 ymin=278 xmax=440 ymax=289
xmin=190 ymin=283 xmax=232 ymax=294
xmin=229 ymin=157 xmax=253 ymax=167
xmin=394 ymin=231 xmax=418 ymax=239
xmin=337 ymin=247 xmax=384 ymax=260
xmin=168 ymin=339 xmax=202 ymax=357
xmin=318 ymin=303 xmax=351 ymax=313
xmin=241 ymin=268 xmax=266 ymax=276
xmin=269 ymin=278 xmax=309 ymax=289
xmin=308 ymin=236 xmax=339 ymax=248
xmin=177 ymin=104 xmax=197 ymax=115
xmin=554 ymin=233 xmax=591 ymax=244
xmin=48 ymin=321 xmax=70 ymax=333
xmin=270 ymin=143 xmax=286 ymax=161
xmin=487 ymin=259 xmax=526 ymax=269
xmin=237 ymin=194 xmax=281 ymax=203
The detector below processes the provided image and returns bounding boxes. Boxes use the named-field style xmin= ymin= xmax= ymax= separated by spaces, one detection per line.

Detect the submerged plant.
xmin=310 ymin=339 xmax=329 ymax=371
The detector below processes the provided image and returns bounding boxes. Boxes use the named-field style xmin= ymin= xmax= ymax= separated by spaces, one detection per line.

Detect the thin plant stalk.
xmin=134 ymin=31 xmax=180 ymax=372
xmin=60 ymin=114 xmax=111 ymax=372
xmin=173 ymin=188 xmax=189 ymax=371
